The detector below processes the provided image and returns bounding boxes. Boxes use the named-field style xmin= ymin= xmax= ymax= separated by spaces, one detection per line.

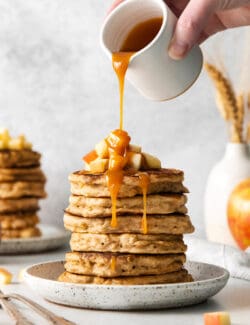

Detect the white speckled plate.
xmin=24 ymin=260 xmax=229 ymax=310
xmin=0 ymin=225 xmax=70 ymax=254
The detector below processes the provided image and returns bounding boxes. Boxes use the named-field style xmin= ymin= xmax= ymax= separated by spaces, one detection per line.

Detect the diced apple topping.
xmin=0 ymin=268 xmax=12 ymax=285
xmin=106 ymin=129 xmax=131 ymax=155
xmin=95 ymin=139 xmax=109 ymax=158
xmin=126 ymin=152 xmax=142 ymax=170
xmin=0 ymin=129 xmax=32 ymax=150
xmin=128 ymin=144 xmax=141 ymax=153
xmin=83 ymin=129 xmax=161 ymax=173
xmin=87 ymin=158 xmax=109 ymax=173
xmin=83 ymin=150 xmax=98 ymax=164
xmin=142 ymin=152 xmax=161 ymax=169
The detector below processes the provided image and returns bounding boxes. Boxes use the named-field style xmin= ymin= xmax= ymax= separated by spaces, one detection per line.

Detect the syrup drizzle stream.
xmin=107 ymin=18 xmax=163 ymax=232
xmin=111 ymin=255 xmax=116 ymax=272
xmin=106 ymin=169 xmax=124 ymax=228
xmin=112 ymin=52 xmax=134 ymax=130
xmin=139 ymin=173 xmax=150 ymax=234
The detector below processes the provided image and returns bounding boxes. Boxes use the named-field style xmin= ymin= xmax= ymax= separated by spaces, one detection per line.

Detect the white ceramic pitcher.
xmin=204 ymin=143 xmax=250 ymax=247
xmin=101 ymin=0 xmax=203 ymax=101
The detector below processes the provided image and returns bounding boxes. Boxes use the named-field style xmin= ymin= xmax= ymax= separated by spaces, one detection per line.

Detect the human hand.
xmin=109 ymin=0 xmax=250 ymax=60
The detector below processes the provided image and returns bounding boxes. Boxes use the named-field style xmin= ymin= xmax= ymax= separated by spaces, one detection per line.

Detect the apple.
xmin=83 ymin=150 xmax=98 ymax=164
xmin=126 ymin=152 xmax=142 ymax=170
xmin=95 ymin=139 xmax=109 ymax=158
xmin=0 ymin=268 xmax=12 ymax=285
xmin=204 ymin=312 xmax=231 ymax=325
xmin=142 ymin=152 xmax=161 ymax=169
xmin=128 ymin=144 xmax=141 ymax=153
xmin=87 ymin=158 xmax=109 ymax=173
xmin=106 ymin=129 xmax=130 ymax=155
xmin=227 ymin=179 xmax=250 ymax=250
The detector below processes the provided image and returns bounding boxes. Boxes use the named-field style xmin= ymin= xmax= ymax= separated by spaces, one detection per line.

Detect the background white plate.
xmin=24 ymin=260 xmax=229 ymax=310
xmin=0 ymin=224 xmax=69 ymax=254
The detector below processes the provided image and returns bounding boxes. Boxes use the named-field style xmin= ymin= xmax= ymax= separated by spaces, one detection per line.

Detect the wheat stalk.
xmin=204 ymin=62 xmax=242 ymax=143
xmin=236 ymin=93 xmax=244 ymax=142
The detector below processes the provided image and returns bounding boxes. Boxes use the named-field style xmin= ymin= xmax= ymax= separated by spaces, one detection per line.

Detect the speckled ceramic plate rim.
xmin=0 ymin=225 xmax=68 ymax=243
xmin=24 ymin=260 xmax=230 ymax=289
xmin=0 ymin=225 xmax=70 ymax=254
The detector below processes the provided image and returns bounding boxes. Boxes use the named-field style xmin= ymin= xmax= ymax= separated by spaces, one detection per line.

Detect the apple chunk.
xmin=204 ymin=312 xmax=231 ymax=325
xmin=0 ymin=268 xmax=12 ymax=285
xmin=83 ymin=150 xmax=98 ymax=164
xmin=126 ymin=152 xmax=142 ymax=170
xmin=86 ymin=158 xmax=109 ymax=173
xmin=142 ymin=152 xmax=161 ymax=169
xmin=128 ymin=144 xmax=141 ymax=153
xmin=95 ymin=139 xmax=109 ymax=158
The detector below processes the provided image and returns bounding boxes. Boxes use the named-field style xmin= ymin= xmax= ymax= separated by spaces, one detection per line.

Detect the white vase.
xmin=204 ymin=143 xmax=250 ymax=247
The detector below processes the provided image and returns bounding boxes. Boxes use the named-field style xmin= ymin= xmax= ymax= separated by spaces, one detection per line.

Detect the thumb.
xmin=168 ymin=0 xmax=217 ymax=60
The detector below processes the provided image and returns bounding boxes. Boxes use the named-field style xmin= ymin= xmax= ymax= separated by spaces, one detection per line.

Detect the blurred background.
xmin=0 ymin=0 xmax=248 ymax=236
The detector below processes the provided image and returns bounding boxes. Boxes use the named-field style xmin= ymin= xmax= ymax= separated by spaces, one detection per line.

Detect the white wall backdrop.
xmin=0 ymin=0 xmax=247 ymax=237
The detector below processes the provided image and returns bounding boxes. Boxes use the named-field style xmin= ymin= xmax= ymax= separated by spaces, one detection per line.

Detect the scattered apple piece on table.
xmin=0 ymin=268 xmax=12 ymax=285
xmin=204 ymin=312 xmax=231 ymax=325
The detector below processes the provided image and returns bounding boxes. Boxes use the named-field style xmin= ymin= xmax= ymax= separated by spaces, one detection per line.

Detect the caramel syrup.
xmin=111 ymin=255 xmax=116 ymax=272
xmin=108 ymin=17 xmax=162 ymax=231
xmin=139 ymin=173 xmax=150 ymax=234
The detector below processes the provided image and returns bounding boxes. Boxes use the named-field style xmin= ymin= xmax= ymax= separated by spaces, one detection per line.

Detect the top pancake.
xmin=69 ymin=168 xmax=188 ymax=198
xmin=0 ymin=150 xmax=41 ymax=168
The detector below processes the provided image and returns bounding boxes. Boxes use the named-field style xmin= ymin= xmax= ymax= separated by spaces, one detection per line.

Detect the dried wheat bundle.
xmin=204 ymin=62 xmax=242 ymax=143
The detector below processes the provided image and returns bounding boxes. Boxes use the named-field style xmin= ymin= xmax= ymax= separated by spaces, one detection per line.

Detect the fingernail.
xmin=168 ymin=41 xmax=188 ymax=60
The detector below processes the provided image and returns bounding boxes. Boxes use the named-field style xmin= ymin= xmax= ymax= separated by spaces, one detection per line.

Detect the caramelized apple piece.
xmin=0 ymin=268 xmax=12 ymax=285
xmin=106 ymin=129 xmax=131 ymax=155
xmin=95 ymin=139 xmax=109 ymax=158
xmin=88 ymin=158 xmax=109 ymax=173
xmin=109 ymin=153 xmax=127 ymax=171
xmin=204 ymin=312 xmax=231 ymax=325
xmin=128 ymin=144 xmax=142 ymax=153
xmin=83 ymin=150 xmax=98 ymax=164
xmin=126 ymin=152 xmax=142 ymax=170
xmin=8 ymin=138 xmax=23 ymax=150
xmin=142 ymin=152 xmax=161 ymax=169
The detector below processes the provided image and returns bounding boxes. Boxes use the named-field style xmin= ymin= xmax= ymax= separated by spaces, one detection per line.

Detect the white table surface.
xmin=0 ymin=246 xmax=250 ymax=325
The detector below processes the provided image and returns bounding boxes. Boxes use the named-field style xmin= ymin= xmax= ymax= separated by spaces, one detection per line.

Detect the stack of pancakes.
xmin=0 ymin=150 xmax=46 ymax=239
xmin=59 ymin=168 xmax=194 ymax=285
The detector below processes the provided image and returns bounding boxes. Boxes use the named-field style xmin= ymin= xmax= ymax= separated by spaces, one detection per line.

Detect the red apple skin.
xmin=227 ymin=179 xmax=250 ymax=250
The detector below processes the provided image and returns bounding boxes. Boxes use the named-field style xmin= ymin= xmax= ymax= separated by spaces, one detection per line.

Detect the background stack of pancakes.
xmin=60 ymin=168 xmax=195 ymax=284
xmin=0 ymin=150 xmax=46 ymax=239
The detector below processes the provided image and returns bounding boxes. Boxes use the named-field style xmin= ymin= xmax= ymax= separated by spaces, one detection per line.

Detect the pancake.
xmin=66 ymin=194 xmax=187 ymax=218
xmin=70 ymin=233 xmax=186 ymax=254
xmin=0 ymin=182 xmax=46 ymax=199
xmin=0 ymin=150 xmax=41 ymax=168
xmin=64 ymin=212 xmax=194 ymax=234
xmin=0 ymin=198 xmax=39 ymax=213
xmin=0 ymin=167 xmax=46 ymax=182
xmin=1 ymin=226 xmax=41 ymax=239
xmin=69 ymin=168 xmax=188 ymax=198
xmin=64 ymin=252 xmax=186 ymax=277
xmin=0 ymin=212 xmax=39 ymax=229
xmin=58 ymin=269 xmax=193 ymax=285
